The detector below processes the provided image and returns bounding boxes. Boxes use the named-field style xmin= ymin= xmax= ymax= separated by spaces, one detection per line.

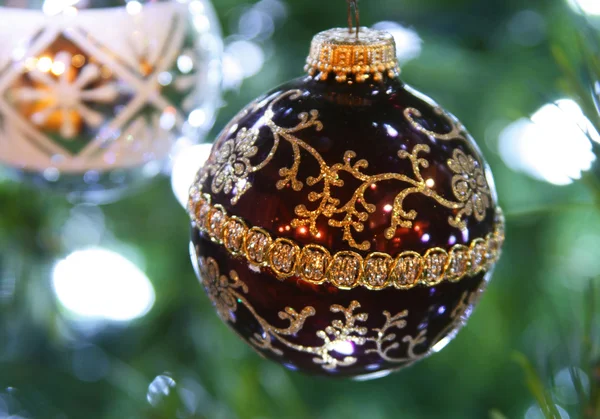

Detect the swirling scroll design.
xmin=198 ymin=90 xmax=492 ymax=250
xmin=365 ymin=290 xmax=477 ymax=364
xmin=198 ymin=255 xmax=365 ymax=370
xmin=403 ymin=107 xmax=467 ymax=142
xmin=253 ymin=300 xmax=370 ymax=370
xmin=197 ymin=255 xmax=481 ymax=371
xmin=365 ymin=310 xmax=427 ymax=363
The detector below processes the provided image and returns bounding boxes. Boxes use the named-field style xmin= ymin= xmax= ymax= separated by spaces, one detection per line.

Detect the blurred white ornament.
xmin=567 ymin=0 xmax=600 ymax=15
xmin=52 ymin=247 xmax=155 ymax=322
xmin=499 ymin=99 xmax=599 ymax=185
xmin=0 ymin=0 xmax=222 ymax=202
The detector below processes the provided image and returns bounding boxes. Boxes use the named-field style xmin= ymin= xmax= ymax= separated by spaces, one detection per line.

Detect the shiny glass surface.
xmin=191 ymin=75 xmax=500 ymax=377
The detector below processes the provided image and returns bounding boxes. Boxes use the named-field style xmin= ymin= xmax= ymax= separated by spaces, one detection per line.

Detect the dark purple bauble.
xmin=188 ymin=28 xmax=504 ymax=379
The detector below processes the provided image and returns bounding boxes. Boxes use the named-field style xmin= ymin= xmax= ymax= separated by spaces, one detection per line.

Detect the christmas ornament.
xmin=0 ymin=0 xmax=221 ymax=201
xmin=189 ymin=10 xmax=504 ymax=378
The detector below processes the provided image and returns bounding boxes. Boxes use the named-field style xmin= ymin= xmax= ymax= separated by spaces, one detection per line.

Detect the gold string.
xmin=347 ymin=0 xmax=360 ymax=39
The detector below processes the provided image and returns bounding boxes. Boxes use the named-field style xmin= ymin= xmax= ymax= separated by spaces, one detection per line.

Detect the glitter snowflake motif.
xmin=12 ymin=51 xmax=119 ymax=139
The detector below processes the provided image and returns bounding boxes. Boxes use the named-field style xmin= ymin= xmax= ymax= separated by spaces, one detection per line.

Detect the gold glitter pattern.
xmin=197 ymin=256 xmax=248 ymax=323
xmin=448 ymin=149 xmax=492 ymax=228
xmin=206 ymin=127 xmax=259 ymax=205
xmin=365 ymin=290 xmax=476 ymax=364
xmin=253 ymin=300 xmax=370 ymax=370
xmin=189 ymin=193 xmax=505 ymax=291
xmin=195 ymin=96 xmax=270 ymax=205
xmin=365 ymin=310 xmax=426 ymax=363
xmin=194 ymin=90 xmax=495 ymax=251
xmin=403 ymin=107 xmax=467 ymax=142
xmin=196 ymin=256 xmax=482 ymax=370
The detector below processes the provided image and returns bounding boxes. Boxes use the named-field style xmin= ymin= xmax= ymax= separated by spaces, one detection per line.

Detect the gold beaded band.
xmin=304 ymin=28 xmax=400 ymax=83
xmin=189 ymin=194 xmax=505 ymax=291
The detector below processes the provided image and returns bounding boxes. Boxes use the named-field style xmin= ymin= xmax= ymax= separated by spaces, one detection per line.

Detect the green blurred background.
xmin=1 ymin=0 xmax=600 ymax=418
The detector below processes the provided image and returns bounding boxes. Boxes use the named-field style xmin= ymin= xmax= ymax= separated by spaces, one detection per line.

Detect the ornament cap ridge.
xmin=304 ymin=27 xmax=400 ymax=83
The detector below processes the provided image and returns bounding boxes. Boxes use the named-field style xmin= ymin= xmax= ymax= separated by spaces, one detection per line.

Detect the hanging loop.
xmin=346 ymin=0 xmax=360 ymax=38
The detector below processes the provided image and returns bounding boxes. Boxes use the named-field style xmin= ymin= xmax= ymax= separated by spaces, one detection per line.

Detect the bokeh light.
xmin=220 ymin=0 xmax=287 ymax=90
xmin=52 ymin=248 xmax=155 ymax=322
xmin=171 ymin=143 xmax=213 ymax=208
xmin=147 ymin=374 xmax=176 ymax=407
xmin=554 ymin=367 xmax=590 ymax=405
xmin=42 ymin=0 xmax=79 ymax=16
xmin=125 ymin=0 xmax=142 ymax=15
xmin=60 ymin=204 xmax=105 ymax=250
xmin=372 ymin=21 xmax=422 ymax=63
xmin=499 ymin=99 xmax=599 ymax=185
xmin=507 ymin=10 xmax=546 ymax=47
xmin=567 ymin=0 xmax=600 ymax=15
xmin=223 ymin=40 xmax=265 ymax=89
xmin=525 ymin=404 xmax=570 ymax=419
xmin=71 ymin=345 xmax=110 ymax=383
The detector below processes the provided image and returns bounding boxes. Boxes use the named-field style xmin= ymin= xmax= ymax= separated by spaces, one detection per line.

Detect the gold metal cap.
xmin=304 ymin=27 xmax=400 ymax=83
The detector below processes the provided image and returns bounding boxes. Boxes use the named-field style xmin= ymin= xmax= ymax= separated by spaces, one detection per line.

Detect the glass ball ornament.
xmin=188 ymin=27 xmax=505 ymax=379
xmin=0 ymin=0 xmax=222 ymax=202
